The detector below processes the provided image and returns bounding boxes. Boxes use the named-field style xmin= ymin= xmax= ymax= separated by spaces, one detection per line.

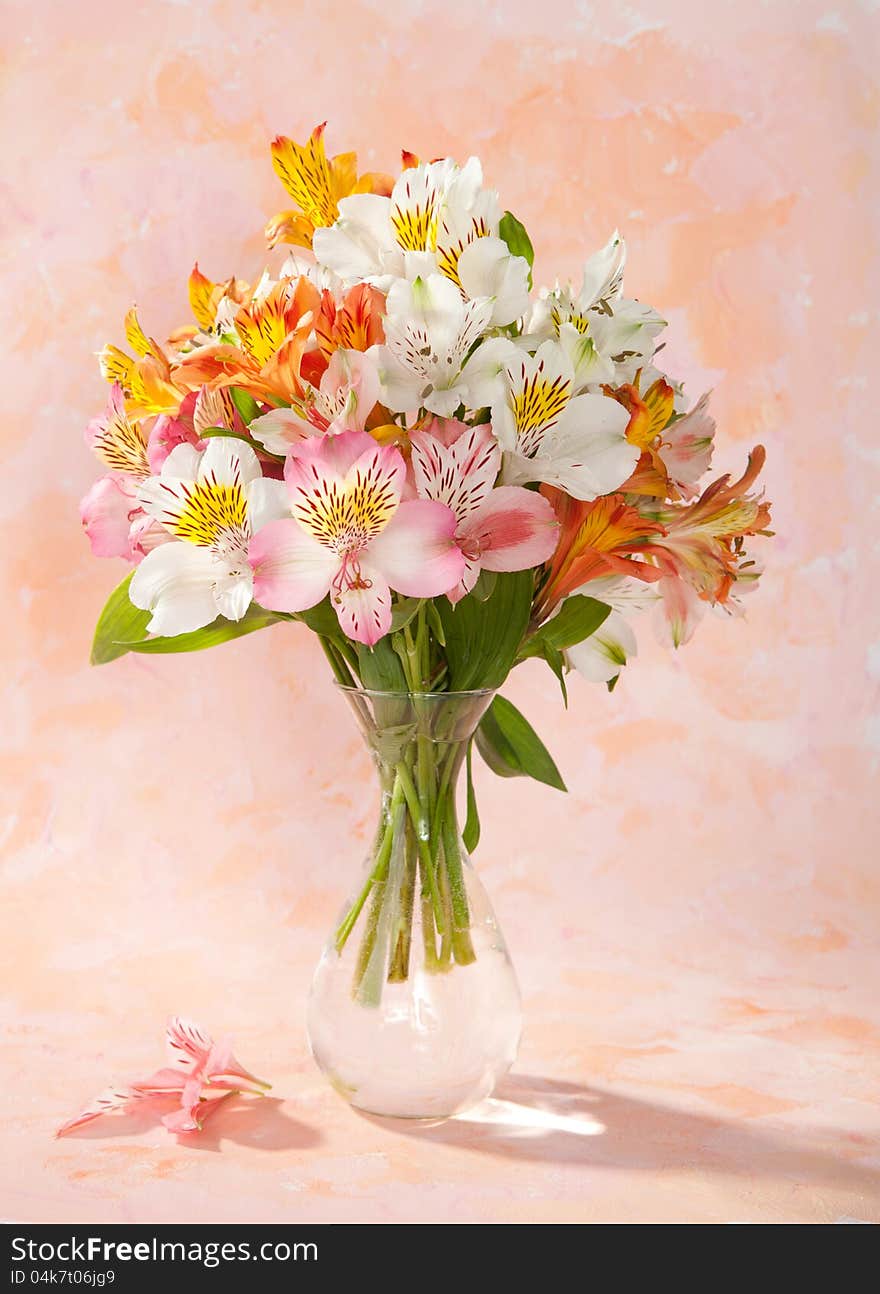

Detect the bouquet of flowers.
xmin=81 ymin=124 xmax=771 ymax=1115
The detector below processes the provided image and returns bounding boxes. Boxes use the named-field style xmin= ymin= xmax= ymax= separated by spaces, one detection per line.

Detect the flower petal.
xmin=410 ymin=422 xmax=500 ymax=522
xmin=567 ymin=608 xmax=637 ymax=682
xmin=457 ymin=236 xmax=530 ymax=326
xmin=248 ymin=519 xmax=337 ymax=612
xmin=213 ymin=570 xmax=253 ymax=622
xmin=463 ymin=485 xmax=559 ymax=572
xmin=245 ymin=477 xmax=291 ymax=532
xmin=312 ymin=193 xmax=393 ymax=282
xmin=196 ymin=436 xmax=262 ymax=487
xmin=166 ymin=1017 xmax=214 ymax=1070
xmin=56 ymin=1086 xmax=141 ymax=1137
xmin=286 ymin=434 xmax=405 ymax=546
xmin=129 ymin=542 xmax=219 ymax=636
xmin=79 ymin=476 xmax=137 ymax=560
xmin=249 ymin=407 xmax=314 ymax=455
xmin=366 ymin=499 xmax=464 ymax=597
xmin=334 ymin=570 xmax=392 ymax=646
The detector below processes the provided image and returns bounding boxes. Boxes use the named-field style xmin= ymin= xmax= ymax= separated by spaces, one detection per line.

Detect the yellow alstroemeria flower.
xmin=97 ymin=307 xmax=187 ymax=418
xmin=265 ymin=122 xmax=392 ymax=250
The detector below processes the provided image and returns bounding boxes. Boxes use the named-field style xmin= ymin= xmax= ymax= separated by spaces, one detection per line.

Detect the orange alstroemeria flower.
xmin=173 ymin=276 xmax=321 ymax=406
xmin=605 ymin=372 xmax=676 ymax=499
xmin=265 ymin=122 xmax=393 ymax=250
xmin=535 ymin=489 xmax=666 ymax=618
xmin=315 ymin=283 xmax=386 ymax=360
xmin=187 ymin=264 xmax=251 ymax=334
xmin=98 ymin=307 xmax=189 ymax=418
xmin=653 ymin=445 xmax=771 ymax=606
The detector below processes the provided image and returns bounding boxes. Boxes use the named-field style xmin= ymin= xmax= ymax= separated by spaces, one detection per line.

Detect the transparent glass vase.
xmin=307 ymin=687 xmax=523 ymax=1119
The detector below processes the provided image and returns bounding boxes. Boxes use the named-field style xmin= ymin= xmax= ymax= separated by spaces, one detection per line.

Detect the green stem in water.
xmin=388 ymin=820 xmax=417 ymax=982
xmin=441 ymin=788 xmax=476 ymax=966
xmin=334 ymin=773 xmax=404 ymax=952
xmin=319 ymin=635 xmax=356 ymax=687
xmin=394 ymin=760 xmax=445 ymax=932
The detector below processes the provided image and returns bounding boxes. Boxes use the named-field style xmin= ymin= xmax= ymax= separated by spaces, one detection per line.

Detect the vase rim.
xmin=334 ymin=683 xmax=496 ymax=700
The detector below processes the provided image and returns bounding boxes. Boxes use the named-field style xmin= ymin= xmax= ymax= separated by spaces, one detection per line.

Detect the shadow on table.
xmin=58 ymin=1095 xmax=321 ymax=1154
xmin=365 ymin=1073 xmax=880 ymax=1200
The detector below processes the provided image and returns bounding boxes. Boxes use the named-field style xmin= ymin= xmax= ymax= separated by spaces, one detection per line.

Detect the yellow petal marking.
xmin=511 ymin=370 xmax=572 ymax=456
xmin=270 ymin=126 xmax=337 ymax=229
xmin=99 ymin=344 xmax=135 ymax=387
xmin=124 ymin=307 xmax=152 ymax=358
xmin=188 ymin=265 xmax=219 ymax=332
xmin=171 ymin=480 xmax=249 ymax=547
xmin=390 ymin=202 xmax=438 ymax=253
xmin=291 ymin=460 xmax=398 ymax=554
xmin=92 ymin=410 xmax=149 ymax=476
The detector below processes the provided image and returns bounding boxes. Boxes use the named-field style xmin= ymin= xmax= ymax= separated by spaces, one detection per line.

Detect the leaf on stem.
xmin=118 ymin=604 xmax=286 ymax=654
xmin=90 ymin=572 xmax=289 ymax=663
xmin=463 ymin=739 xmax=481 ymax=852
xmin=520 ymin=596 xmax=611 ymax=659
xmin=499 ymin=211 xmax=535 ymax=287
xmin=475 ymin=695 xmax=567 ymax=791
xmin=90 ymin=572 xmax=152 ymax=664
xmin=438 ymin=570 xmax=533 ymax=690
xmin=229 ymin=387 xmax=261 ymax=425
xmin=355 ymin=636 xmax=408 ymax=691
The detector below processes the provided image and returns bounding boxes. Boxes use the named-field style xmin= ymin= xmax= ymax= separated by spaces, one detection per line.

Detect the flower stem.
xmin=388 ymin=821 xmax=417 ymax=982
xmin=394 ymin=760 xmax=445 ymax=933
xmin=334 ymin=773 xmax=404 ymax=953
xmin=441 ymin=788 xmax=476 ymax=966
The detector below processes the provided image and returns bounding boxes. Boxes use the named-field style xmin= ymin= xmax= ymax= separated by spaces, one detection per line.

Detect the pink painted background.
xmin=2 ymin=0 xmax=878 ymax=1224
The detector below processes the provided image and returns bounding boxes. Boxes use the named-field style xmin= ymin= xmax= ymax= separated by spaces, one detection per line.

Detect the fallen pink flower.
xmin=56 ymin=1016 xmax=270 ymax=1138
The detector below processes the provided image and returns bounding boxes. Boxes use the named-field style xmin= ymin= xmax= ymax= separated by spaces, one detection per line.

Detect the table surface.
xmin=3 ymin=819 xmax=878 ymax=1225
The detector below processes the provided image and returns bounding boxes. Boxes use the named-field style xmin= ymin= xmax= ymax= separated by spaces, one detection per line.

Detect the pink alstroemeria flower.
xmin=249 ymin=348 xmax=380 ymax=456
xmin=56 ymin=1017 xmax=270 ymax=1138
xmin=410 ymin=419 xmax=559 ymax=602
xmin=80 ymin=385 xmax=204 ymax=563
xmin=249 ymin=429 xmax=464 ymax=645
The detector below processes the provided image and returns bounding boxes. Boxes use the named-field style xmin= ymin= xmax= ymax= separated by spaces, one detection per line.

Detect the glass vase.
xmin=307 ymin=686 xmax=523 ymax=1119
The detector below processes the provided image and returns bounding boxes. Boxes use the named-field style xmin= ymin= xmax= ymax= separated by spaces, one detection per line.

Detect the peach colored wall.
xmin=1 ymin=0 xmax=878 ymax=1223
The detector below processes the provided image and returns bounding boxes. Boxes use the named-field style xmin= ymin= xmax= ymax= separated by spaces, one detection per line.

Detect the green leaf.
xmin=355 ymin=637 xmax=407 ymax=691
xmin=118 ymin=604 xmax=285 ymax=654
xmin=201 ymin=426 xmax=284 ymax=462
xmin=499 ymin=211 xmax=535 ymax=273
xmin=90 ymin=572 xmax=152 ymax=664
xmin=462 ymin=739 xmax=481 ymax=852
xmin=471 ymin=569 xmax=498 ymax=602
xmin=230 ymin=387 xmax=261 ymax=425
xmin=295 ymin=597 xmax=342 ymax=639
xmin=607 ymin=673 xmax=619 ymax=693
xmin=475 ymin=695 xmax=566 ymax=791
xmin=520 ymin=596 xmax=611 ymax=659
xmin=539 ymin=640 xmax=569 ymax=707
xmin=390 ymin=598 xmax=420 ymax=633
xmin=438 ymin=570 xmax=533 ymax=690
xmin=425 ymin=599 xmax=446 ymax=646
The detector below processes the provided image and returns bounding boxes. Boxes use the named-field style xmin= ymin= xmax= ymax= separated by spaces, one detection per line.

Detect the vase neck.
xmin=338 ymin=689 xmax=494 ymax=783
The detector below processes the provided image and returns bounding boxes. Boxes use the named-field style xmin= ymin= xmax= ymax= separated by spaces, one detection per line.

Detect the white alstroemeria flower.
xmin=522 ymin=231 xmax=665 ymax=389
xmin=456 ymin=236 xmax=530 ymax=326
xmin=565 ymin=574 xmax=660 ymax=683
xmin=587 ymin=300 xmax=666 ymax=385
xmin=313 ymin=159 xmax=459 ymax=285
xmin=314 ymin=157 xmax=529 ymax=324
xmin=376 ymin=274 xmax=516 ymax=416
xmin=493 ymin=340 xmax=636 ymax=499
xmin=278 ymin=249 xmax=343 ymax=295
xmin=131 ymin=440 xmax=289 ymax=635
